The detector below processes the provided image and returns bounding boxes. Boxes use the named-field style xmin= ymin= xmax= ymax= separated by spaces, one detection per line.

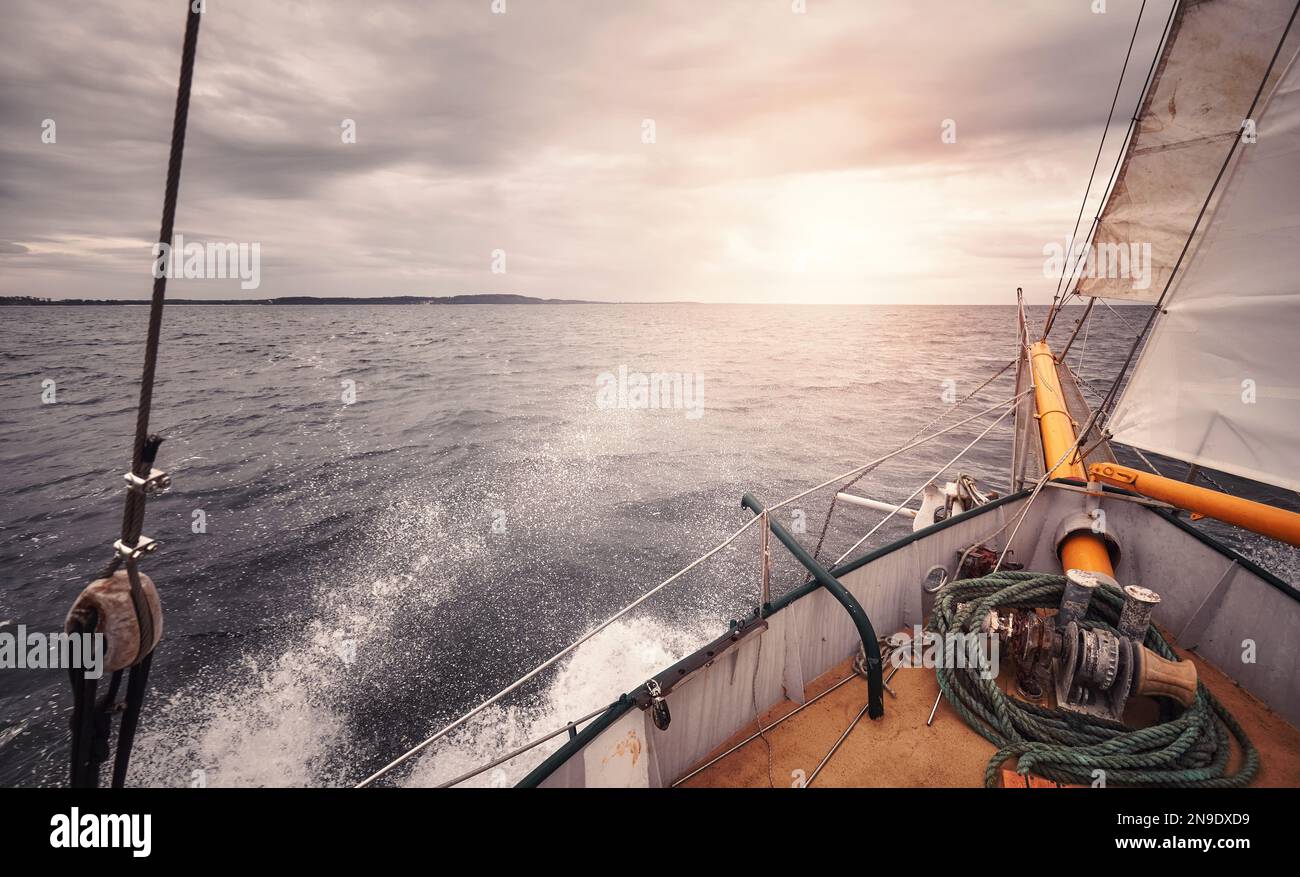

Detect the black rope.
xmin=104 ymin=5 xmax=203 ymax=576
xmin=68 ymin=1 xmax=203 ymax=790
xmin=805 ymin=359 xmax=1015 ymax=570
xmin=1044 ymin=0 xmax=1181 ymax=337
xmin=1043 ymin=0 xmax=1148 ymax=337
xmin=66 ymin=607 xmax=103 ymax=788
xmin=111 ymin=652 xmax=154 ymax=788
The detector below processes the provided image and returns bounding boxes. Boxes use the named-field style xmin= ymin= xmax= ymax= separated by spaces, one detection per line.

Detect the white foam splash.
xmin=401 ymin=615 xmax=710 ymax=788
xmin=131 ymin=497 xmax=467 ymax=787
xmin=129 ymin=480 xmax=720 ymax=786
xmin=127 ymin=406 xmax=735 ymax=788
xmin=134 ymin=641 xmax=348 ymax=787
xmin=132 ymin=609 xmax=712 ymax=787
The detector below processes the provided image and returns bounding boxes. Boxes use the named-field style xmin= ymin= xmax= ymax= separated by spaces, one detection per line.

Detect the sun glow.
xmin=707 ymin=171 xmax=950 ymax=303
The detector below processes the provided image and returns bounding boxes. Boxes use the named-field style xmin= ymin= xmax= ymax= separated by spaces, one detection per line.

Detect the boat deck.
xmin=679 ymin=630 xmax=1300 ymax=788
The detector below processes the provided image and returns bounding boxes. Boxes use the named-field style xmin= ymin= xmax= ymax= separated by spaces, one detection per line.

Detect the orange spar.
xmin=1089 ymin=463 xmax=1300 ymax=548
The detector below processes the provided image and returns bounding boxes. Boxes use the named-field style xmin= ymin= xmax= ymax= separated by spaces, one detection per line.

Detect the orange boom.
xmin=1089 ymin=463 xmax=1300 ymax=548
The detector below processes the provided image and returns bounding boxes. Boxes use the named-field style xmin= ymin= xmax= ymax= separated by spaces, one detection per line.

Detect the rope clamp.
xmin=114 ymin=536 xmax=160 ymax=562
xmin=124 ymin=467 xmax=171 ymax=496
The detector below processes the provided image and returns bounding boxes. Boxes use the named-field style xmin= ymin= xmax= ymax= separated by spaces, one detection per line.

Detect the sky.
xmin=0 ymin=0 xmax=1175 ymax=303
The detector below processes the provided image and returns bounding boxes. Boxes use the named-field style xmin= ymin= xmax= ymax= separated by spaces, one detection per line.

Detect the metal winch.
xmin=994 ymin=569 xmax=1198 ymax=723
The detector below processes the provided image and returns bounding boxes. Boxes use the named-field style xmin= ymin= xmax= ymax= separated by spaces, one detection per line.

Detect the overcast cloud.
xmin=0 ymin=0 xmax=1173 ymax=303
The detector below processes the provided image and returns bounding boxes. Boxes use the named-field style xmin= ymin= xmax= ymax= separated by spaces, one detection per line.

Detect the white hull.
xmin=525 ymin=484 xmax=1299 ymax=787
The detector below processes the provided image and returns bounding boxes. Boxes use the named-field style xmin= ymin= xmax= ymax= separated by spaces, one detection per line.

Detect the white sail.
xmin=1107 ymin=16 xmax=1300 ymax=492
xmin=1076 ymin=0 xmax=1299 ymax=303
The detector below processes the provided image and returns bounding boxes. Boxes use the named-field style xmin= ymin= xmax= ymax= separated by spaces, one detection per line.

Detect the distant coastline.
xmin=0 ymin=294 xmax=597 ymax=306
xmin=1 ymin=296 xmax=1127 ymax=307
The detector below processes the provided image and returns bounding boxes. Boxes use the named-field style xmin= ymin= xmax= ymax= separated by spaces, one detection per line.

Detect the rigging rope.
xmin=995 ymin=414 xmax=1093 ymax=571
xmin=830 ymin=396 xmax=1024 ymax=567
xmin=357 ymin=390 xmax=1027 ymax=786
xmin=806 ymin=358 xmax=1016 ymax=569
xmin=1044 ymin=0 xmax=1181 ymax=333
xmin=1044 ymin=0 xmax=1149 ymax=336
xmin=1095 ymin=0 xmax=1300 ymax=430
xmin=929 ymin=570 xmax=1258 ymax=788
xmin=67 ymin=2 xmax=202 ymax=789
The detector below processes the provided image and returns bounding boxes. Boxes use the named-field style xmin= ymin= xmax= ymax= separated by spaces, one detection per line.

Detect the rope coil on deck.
xmin=929 ymin=570 xmax=1259 ymax=788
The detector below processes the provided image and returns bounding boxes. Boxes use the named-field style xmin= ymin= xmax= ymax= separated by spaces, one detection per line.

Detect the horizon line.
xmin=1 ymin=294 xmax=1145 ymax=307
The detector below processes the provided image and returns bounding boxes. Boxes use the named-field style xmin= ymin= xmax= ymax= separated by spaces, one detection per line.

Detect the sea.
xmin=1 ymin=303 xmax=1295 ymax=787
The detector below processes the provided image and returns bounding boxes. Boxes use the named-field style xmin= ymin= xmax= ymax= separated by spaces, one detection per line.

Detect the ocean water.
xmin=1 ymin=303 xmax=1295 ymax=787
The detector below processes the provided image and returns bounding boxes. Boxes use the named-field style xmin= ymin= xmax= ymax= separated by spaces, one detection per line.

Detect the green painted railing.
xmin=742 ymin=492 xmax=884 ymax=719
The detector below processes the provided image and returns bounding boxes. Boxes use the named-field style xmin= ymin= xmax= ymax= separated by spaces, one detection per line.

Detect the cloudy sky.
xmin=1 ymin=0 xmax=1173 ymax=303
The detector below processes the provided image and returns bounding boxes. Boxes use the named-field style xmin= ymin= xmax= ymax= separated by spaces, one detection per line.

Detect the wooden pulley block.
xmin=64 ymin=570 xmax=163 ymax=672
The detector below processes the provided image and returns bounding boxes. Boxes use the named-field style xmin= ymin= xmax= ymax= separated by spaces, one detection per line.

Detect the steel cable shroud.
xmin=67 ymin=2 xmax=203 ymax=789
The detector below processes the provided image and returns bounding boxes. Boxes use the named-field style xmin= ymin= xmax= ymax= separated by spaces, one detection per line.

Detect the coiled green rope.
xmin=928 ymin=570 xmax=1259 ymax=788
